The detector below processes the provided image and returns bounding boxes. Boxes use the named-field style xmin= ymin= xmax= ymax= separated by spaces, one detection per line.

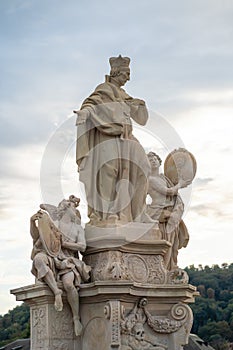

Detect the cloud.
xmin=193 ymin=177 xmax=214 ymax=188
xmin=0 ymin=0 xmax=233 ymax=315
xmin=189 ymin=203 xmax=233 ymax=220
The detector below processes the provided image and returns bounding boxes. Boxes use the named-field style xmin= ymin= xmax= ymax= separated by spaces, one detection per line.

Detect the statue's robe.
xmin=76 ymin=76 xmax=150 ymax=223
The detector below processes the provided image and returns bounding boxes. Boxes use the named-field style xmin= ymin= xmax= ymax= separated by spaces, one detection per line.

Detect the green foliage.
xmin=0 ymin=303 xmax=30 ymax=347
xmin=185 ymin=263 xmax=233 ymax=349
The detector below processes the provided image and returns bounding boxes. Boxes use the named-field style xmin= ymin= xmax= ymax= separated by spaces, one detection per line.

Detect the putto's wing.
xmin=40 ymin=204 xmax=59 ymax=221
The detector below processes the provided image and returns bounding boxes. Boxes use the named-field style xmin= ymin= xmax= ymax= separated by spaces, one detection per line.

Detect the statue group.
xmin=21 ymin=55 xmax=197 ymax=349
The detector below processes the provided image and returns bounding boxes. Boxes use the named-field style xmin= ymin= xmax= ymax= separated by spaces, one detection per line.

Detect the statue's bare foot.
xmin=73 ymin=316 xmax=83 ymax=336
xmin=54 ymin=290 xmax=63 ymax=312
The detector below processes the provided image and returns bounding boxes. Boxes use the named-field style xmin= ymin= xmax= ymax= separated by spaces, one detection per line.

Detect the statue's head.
xmin=69 ymin=195 xmax=80 ymax=207
xmin=109 ymin=55 xmax=130 ymax=86
xmin=147 ymin=151 xmax=162 ymax=168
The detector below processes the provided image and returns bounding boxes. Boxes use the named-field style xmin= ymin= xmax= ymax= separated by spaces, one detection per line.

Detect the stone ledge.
xmin=84 ymin=222 xmax=167 ymax=253
xmin=80 ymin=281 xmax=198 ymax=304
xmin=84 ymin=239 xmax=171 ymax=255
xmin=11 ymin=281 xmax=198 ymax=305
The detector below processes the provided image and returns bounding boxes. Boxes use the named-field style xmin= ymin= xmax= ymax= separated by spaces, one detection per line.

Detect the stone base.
xmin=11 ymin=227 xmax=197 ymax=349
xmin=11 ymin=283 xmax=77 ymax=350
xmin=11 ymin=281 xmax=197 ymax=350
xmin=84 ymin=222 xmax=163 ymax=250
xmin=83 ymin=231 xmax=188 ymax=285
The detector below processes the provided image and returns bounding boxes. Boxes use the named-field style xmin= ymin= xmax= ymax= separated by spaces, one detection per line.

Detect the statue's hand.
xmin=74 ymin=109 xmax=90 ymax=124
xmin=130 ymin=98 xmax=145 ymax=106
xmin=31 ymin=210 xmax=43 ymax=222
xmin=178 ymin=178 xmax=192 ymax=189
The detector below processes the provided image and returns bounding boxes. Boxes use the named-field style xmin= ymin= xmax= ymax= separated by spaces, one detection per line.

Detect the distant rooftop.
xmin=0 ymin=339 xmax=30 ymax=350
xmin=184 ymin=334 xmax=215 ymax=350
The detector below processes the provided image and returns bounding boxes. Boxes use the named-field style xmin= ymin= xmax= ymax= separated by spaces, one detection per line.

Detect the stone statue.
xmin=11 ymin=57 xmax=198 ymax=350
xmin=30 ymin=195 xmax=91 ymax=336
xmin=74 ymin=55 xmax=152 ymax=226
xmin=146 ymin=152 xmax=192 ymax=270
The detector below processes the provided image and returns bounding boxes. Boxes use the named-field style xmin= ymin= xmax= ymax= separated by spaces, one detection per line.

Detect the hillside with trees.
xmin=0 ymin=303 xmax=30 ymax=347
xmin=185 ymin=263 xmax=233 ymax=350
xmin=0 ymin=264 xmax=232 ymax=348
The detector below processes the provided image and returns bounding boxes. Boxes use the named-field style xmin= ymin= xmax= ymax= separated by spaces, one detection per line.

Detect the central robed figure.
xmin=75 ymin=55 xmax=152 ymax=226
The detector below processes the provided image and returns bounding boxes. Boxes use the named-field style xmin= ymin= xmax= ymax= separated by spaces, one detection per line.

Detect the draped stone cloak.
xmin=76 ymin=76 xmax=151 ymax=222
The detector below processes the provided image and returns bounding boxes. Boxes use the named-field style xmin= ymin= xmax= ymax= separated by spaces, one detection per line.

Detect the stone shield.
xmin=38 ymin=212 xmax=62 ymax=257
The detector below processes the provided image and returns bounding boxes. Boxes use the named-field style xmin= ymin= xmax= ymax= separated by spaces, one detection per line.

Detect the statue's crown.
xmin=109 ymin=55 xmax=130 ymax=69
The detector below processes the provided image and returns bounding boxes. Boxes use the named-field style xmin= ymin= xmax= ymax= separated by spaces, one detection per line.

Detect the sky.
xmin=0 ymin=0 xmax=233 ymax=315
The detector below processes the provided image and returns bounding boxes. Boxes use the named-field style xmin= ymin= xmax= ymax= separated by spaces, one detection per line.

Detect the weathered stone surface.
xmin=11 ymin=282 xmax=197 ymax=349
xmin=11 ymin=56 xmax=198 ymax=349
xmin=11 ymin=284 xmax=78 ymax=350
xmin=30 ymin=196 xmax=91 ymax=337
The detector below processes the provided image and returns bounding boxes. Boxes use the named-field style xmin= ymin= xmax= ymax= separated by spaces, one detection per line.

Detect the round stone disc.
xmin=164 ymin=148 xmax=197 ymax=185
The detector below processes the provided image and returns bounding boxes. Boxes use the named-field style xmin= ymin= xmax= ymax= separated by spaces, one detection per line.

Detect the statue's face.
xmin=148 ymin=154 xmax=160 ymax=169
xmin=117 ymin=68 xmax=130 ymax=86
xmin=133 ymin=324 xmax=145 ymax=341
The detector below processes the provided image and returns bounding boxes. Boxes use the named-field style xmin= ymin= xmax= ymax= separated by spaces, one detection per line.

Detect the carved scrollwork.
xmin=146 ymin=255 xmax=167 ymax=284
xmin=51 ymin=304 xmax=74 ymax=338
xmin=170 ymin=303 xmax=193 ymax=339
xmin=144 ymin=302 xmax=193 ymax=335
xmin=145 ymin=312 xmax=182 ymax=334
xmin=170 ymin=303 xmax=189 ymax=321
xmin=126 ymin=254 xmax=149 ymax=282
xmin=104 ymin=303 xmax=111 ymax=320
xmin=105 ymin=300 xmax=122 ymax=347
xmin=121 ymin=298 xmax=193 ymax=337
xmin=121 ymin=299 xmax=168 ymax=349
xmin=31 ymin=306 xmax=46 ymax=349
xmin=84 ymin=250 xmax=170 ymax=283
xmin=166 ymin=268 xmax=189 ymax=284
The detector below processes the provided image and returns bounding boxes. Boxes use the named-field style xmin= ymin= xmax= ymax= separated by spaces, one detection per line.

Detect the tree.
xmin=185 ymin=263 xmax=233 ymax=348
xmin=0 ymin=303 xmax=30 ymax=347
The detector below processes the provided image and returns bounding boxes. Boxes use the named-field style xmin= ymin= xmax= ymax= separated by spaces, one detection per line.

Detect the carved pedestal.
xmin=11 ymin=224 xmax=197 ymax=350
xmin=12 ymin=281 xmax=196 ymax=350
xmin=83 ymin=223 xmax=189 ymax=285
xmin=11 ymin=284 xmax=78 ymax=350
xmin=79 ymin=225 xmax=197 ymax=349
xmin=80 ymin=282 xmax=196 ymax=350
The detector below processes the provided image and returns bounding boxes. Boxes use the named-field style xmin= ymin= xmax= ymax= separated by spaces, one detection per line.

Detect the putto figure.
xmin=74 ymin=55 xmax=152 ymax=226
xmin=30 ymin=195 xmax=91 ymax=336
xmin=147 ymin=152 xmax=192 ymax=270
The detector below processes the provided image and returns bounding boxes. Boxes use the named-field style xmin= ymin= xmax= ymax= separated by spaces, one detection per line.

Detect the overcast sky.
xmin=0 ymin=0 xmax=233 ymax=315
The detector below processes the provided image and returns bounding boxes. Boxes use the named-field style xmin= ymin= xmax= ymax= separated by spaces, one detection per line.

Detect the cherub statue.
xmin=30 ymin=195 xmax=91 ymax=336
xmin=146 ymin=152 xmax=192 ymax=270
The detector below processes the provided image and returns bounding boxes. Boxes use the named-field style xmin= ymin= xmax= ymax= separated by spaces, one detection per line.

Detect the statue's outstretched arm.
xmin=149 ymin=177 xmax=179 ymax=197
